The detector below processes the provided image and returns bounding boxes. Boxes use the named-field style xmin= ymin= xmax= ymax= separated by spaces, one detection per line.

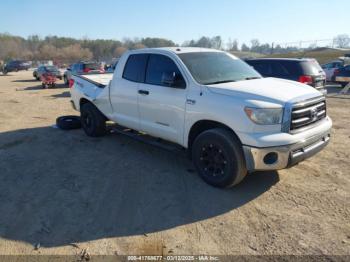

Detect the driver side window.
xmin=145 ymin=54 xmax=186 ymax=88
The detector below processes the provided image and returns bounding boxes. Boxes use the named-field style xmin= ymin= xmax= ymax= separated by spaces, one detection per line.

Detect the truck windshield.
xmin=178 ymin=52 xmax=261 ymax=85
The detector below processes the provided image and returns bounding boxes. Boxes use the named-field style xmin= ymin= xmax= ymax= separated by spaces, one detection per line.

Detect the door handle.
xmin=138 ymin=90 xmax=149 ymax=95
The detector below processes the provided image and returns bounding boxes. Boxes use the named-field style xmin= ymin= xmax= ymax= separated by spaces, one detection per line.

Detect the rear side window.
xmin=279 ymin=61 xmax=302 ymax=75
xmin=270 ymin=61 xmax=289 ymax=76
xmin=146 ymin=54 xmax=185 ymax=87
xmin=248 ymin=61 xmax=271 ymax=76
xmin=300 ymin=61 xmax=323 ymax=75
xmin=123 ymin=54 xmax=148 ymax=83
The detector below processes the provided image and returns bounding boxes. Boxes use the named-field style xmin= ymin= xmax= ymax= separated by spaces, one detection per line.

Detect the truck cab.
xmin=70 ymin=47 xmax=332 ymax=188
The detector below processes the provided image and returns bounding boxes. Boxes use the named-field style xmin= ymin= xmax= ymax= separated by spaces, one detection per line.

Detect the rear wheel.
xmin=80 ymin=103 xmax=107 ymax=137
xmin=192 ymin=128 xmax=247 ymax=188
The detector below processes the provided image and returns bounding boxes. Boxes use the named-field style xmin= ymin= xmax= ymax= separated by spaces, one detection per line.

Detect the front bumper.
xmin=243 ymin=130 xmax=331 ymax=172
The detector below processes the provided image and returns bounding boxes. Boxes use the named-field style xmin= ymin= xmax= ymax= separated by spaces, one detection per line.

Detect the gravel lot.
xmin=0 ymin=71 xmax=349 ymax=256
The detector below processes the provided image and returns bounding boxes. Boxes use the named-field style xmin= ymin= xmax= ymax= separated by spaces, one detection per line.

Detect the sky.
xmin=0 ymin=0 xmax=349 ymax=46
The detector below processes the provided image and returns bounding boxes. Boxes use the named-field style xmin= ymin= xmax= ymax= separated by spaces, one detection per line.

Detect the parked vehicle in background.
xmin=33 ymin=65 xmax=62 ymax=80
xmin=69 ymin=48 xmax=331 ymax=188
xmin=41 ymin=71 xmax=57 ymax=89
xmin=333 ymin=64 xmax=350 ymax=87
xmin=63 ymin=61 xmax=104 ymax=85
xmin=2 ymin=60 xmax=31 ymax=74
xmin=321 ymin=60 xmax=344 ymax=82
xmin=246 ymin=58 xmax=327 ymax=95
xmin=105 ymin=58 xmax=120 ymax=73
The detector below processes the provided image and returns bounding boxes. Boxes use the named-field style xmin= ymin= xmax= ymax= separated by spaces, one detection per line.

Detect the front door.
xmin=137 ymin=54 xmax=187 ymax=145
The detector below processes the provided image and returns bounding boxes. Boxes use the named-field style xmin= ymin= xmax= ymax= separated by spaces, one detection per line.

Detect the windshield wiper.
xmin=244 ymin=77 xmax=261 ymax=80
xmin=204 ymin=80 xmax=237 ymax=85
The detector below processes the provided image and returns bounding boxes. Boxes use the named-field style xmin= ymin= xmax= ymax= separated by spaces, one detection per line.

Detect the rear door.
xmin=109 ymin=54 xmax=148 ymax=130
xmin=137 ymin=54 xmax=187 ymax=144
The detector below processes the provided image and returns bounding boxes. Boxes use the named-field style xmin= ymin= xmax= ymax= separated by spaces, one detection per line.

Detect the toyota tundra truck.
xmin=69 ymin=47 xmax=332 ymax=188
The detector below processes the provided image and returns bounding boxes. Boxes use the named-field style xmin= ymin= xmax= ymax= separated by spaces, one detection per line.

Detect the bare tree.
xmin=227 ymin=38 xmax=239 ymax=51
xmin=250 ymin=39 xmax=260 ymax=52
xmin=241 ymin=43 xmax=250 ymax=52
xmin=334 ymin=34 xmax=350 ymax=48
xmin=134 ymin=43 xmax=146 ymax=49
xmin=114 ymin=47 xmax=127 ymax=57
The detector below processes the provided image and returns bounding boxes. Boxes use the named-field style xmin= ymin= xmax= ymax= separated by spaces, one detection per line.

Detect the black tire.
xmin=2 ymin=69 xmax=7 ymax=75
xmin=341 ymin=83 xmax=348 ymax=88
xmin=192 ymin=128 xmax=247 ymax=188
xmin=80 ymin=103 xmax=107 ymax=137
xmin=56 ymin=116 xmax=81 ymax=130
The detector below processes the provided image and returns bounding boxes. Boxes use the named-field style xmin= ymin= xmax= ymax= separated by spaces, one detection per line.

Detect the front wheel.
xmin=192 ymin=128 xmax=247 ymax=188
xmin=80 ymin=103 xmax=107 ymax=137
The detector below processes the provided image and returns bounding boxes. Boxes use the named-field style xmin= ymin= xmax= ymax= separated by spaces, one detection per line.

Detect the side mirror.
xmin=161 ymin=72 xmax=185 ymax=88
xmin=67 ymin=67 xmax=71 ymax=71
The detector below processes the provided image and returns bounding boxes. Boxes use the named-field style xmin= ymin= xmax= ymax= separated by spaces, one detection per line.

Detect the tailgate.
xmin=76 ymin=73 xmax=113 ymax=88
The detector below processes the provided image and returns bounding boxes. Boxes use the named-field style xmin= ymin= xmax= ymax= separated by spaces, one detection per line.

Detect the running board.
xmin=109 ymin=125 xmax=185 ymax=155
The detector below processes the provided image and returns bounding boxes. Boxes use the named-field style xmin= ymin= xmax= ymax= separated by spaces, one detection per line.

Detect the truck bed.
xmin=75 ymin=73 xmax=113 ymax=88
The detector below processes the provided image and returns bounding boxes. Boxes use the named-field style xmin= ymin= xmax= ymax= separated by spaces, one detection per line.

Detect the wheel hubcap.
xmin=199 ymin=143 xmax=227 ymax=177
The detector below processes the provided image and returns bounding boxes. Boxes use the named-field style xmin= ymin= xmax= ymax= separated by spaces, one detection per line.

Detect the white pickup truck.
xmin=69 ymin=47 xmax=332 ymax=188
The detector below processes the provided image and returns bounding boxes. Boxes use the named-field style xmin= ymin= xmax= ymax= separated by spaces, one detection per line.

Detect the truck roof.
xmin=129 ymin=47 xmax=223 ymax=55
xmin=245 ymin=58 xmax=316 ymax=62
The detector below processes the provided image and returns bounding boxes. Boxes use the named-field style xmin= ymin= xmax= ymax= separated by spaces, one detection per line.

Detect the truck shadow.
xmin=0 ymin=126 xmax=279 ymax=247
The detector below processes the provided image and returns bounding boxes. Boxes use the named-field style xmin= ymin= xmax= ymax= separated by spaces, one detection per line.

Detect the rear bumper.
xmin=243 ymin=129 xmax=331 ymax=172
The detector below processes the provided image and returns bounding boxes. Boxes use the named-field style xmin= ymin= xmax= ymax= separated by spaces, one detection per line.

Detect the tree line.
xmin=0 ymin=33 xmax=349 ymax=63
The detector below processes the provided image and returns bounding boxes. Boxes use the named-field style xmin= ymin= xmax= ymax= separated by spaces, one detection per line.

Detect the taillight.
xmin=83 ymin=68 xmax=91 ymax=73
xmin=299 ymin=75 xmax=313 ymax=84
xmin=69 ymin=79 xmax=75 ymax=88
xmin=334 ymin=69 xmax=340 ymax=75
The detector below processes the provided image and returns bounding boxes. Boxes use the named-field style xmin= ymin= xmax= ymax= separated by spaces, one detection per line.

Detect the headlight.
xmin=244 ymin=107 xmax=283 ymax=125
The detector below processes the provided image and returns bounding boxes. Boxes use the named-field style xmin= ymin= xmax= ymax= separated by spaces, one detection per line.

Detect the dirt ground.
xmin=0 ymin=70 xmax=349 ymax=257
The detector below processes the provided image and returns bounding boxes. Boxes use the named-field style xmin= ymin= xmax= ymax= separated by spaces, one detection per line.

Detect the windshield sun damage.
xmin=178 ymin=52 xmax=261 ymax=85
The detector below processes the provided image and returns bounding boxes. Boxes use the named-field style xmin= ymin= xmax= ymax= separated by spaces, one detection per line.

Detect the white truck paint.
xmin=70 ymin=47 xmax=332 ymax=187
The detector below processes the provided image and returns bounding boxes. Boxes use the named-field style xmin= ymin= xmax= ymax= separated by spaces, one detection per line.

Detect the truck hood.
xmin=206 ymin=77 xmax=321 ymax=105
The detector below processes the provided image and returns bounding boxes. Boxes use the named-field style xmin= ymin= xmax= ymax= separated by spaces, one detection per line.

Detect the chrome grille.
xmin=290 ymin=97 xmax=327 ymax=131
